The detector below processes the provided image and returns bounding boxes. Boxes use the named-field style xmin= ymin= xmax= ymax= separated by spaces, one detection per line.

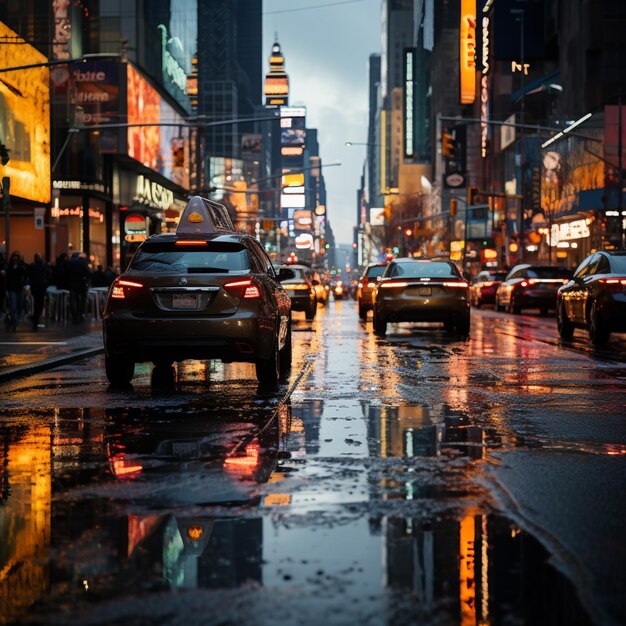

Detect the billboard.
xmin=73 ymin=61 xmax=120 ymax=153
xmin=0 ymin=22 xmax=50 ymax=203
xmin=280 ymin=106 xmax=306 ymax=147
xmin=126 ymin=64 xmax=189 ymax=189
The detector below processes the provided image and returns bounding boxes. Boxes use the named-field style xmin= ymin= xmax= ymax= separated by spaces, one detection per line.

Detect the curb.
xmin=0 ymin=347 xmax=105 ymax=384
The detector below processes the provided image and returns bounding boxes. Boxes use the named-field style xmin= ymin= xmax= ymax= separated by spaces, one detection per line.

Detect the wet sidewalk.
xmin=0 ymin=317 xmax=104 ymax=383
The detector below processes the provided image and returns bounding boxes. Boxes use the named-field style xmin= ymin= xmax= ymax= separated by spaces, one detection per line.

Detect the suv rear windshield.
xmin=366 ymin=265 xmax=387 ymax=278
xmin=389 ymin=261 xmax=460 ymax=278
xmin=130 ymin=242 xmax=249 ymax=273
xmin=527 ymin=267 xmax=572 ymax=279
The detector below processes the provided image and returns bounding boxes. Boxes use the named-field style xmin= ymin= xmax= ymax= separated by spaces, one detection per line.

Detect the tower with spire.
xmin=264 ymin=39 xmax=289 ymax=107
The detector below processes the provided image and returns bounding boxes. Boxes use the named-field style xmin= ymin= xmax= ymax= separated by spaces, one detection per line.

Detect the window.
xmin=390 ymin=261 xmax=459 ymax=278
xmin=366 ymin=265 xmax=386 ymax=278
xmin=574 ymin=255 xmax=594 ymax=278
xmin=131 ymin=242 xmax=250 ymax=273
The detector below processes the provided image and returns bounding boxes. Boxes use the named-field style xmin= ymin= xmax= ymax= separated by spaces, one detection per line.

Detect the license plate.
xmin=418 ymin=287 xmax=432 ymax=296
xmin=172 ymin=441 xmax=199 ymax=457
xmin=172 ymin=294 xmax=197 ymax=309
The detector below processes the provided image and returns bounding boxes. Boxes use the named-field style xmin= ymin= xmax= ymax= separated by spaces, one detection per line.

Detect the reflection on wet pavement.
xmin=2 ymin=303 xmax=625 ymax=624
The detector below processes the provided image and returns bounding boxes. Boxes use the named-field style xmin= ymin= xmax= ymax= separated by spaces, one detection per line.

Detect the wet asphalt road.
xmin=1 ymin=302 xmax=625 ymax=626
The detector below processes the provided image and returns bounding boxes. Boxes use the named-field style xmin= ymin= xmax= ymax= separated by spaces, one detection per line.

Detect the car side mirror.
xmin=278 ymin=268 xmax=295 ymax=282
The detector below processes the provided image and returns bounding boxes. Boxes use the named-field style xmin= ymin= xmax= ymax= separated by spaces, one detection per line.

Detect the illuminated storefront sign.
xmin=133 ymin=175 xmax=174 ymax=211
xmin=0 ymin=22 xmax=50 ymax=203
xmin=281 ymin=193 xmax=305 ymax=208
xmin=53 ymin=180 xmax=106 ymax=193
xmin=459 ymin=0 xmax=477 ymax=105
xmin=403 ymin=48 xmax=415 ymax=159
xmin=549 ymin=219 xmax=591 ymax=246
xmin=51 ymin=206 xmax=104 ymax=222
xmin=480 ymin=15 xmax=490 ymax=158
xmin=282 ymin=172 xmax=305 ymax=187
xmin=295 ymin=233 xmax=313 ymax=249
xmin=158 ymin=24 xmax=187 ymax=95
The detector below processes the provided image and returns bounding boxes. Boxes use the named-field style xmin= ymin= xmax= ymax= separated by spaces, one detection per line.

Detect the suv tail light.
xmin=111 ymin=278 xmax=143 ymax=299
xmin=224 ymin=278 xmax=260 ymax=299
xmin=443 ymin=281 xmax=469 ymax=288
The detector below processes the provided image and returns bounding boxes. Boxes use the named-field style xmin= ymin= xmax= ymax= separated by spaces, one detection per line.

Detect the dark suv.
xmin=103 ymin=197 xmax=292 ymax=387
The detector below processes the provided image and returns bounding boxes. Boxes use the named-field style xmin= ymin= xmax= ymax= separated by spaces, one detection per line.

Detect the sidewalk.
xmin=0 ymin=317 xmax=104 ymax=383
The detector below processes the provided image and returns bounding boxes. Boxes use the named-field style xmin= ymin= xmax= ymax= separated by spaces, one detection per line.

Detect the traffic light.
xmin=450 ymin=198 xmax=458 ymax=217
xmin=0 ymin=142 xmax=9 ymax=166
xmin=442 ymin=132 xmax=455 ymax=158
xmin=467 ymin=186 xmax=479 ymax=206
xmin=404 ymin=228 xmax=412 ymax=237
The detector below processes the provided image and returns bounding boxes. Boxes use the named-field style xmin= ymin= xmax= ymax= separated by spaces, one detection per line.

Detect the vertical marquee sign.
xmin=403 ymin=48 xmax=415 ymax=160
xmin=480 ymin=1 xmax=492 ymax=157
xmin=459 ymin=0 xmax=477 ymax=105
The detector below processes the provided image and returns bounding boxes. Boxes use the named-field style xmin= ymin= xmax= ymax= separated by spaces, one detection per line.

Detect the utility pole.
xmin=2 ymin=176 xmax=10 ymax=256
xmin=619 ymin=95 xmax=624 ymax=248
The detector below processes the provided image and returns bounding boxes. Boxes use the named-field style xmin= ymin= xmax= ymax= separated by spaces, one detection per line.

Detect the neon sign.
xmin=459 ymin=0 xmax=477 ymax=105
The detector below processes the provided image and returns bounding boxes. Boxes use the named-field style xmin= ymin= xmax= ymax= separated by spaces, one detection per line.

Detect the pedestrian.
xmin=0 ymin=252 xmax=6 ymax=321
xmin=27 ymin=252 xmax=49 ymax=330
xmin=4 ymin=251 xmax=27 ymax=332
xmin=90 ymin=264 xmax=110 ymax=287
xmin=52 ymin=252 xmax=70 ymax=290
xmin=67 ymin=252 xmax=91 ymax=324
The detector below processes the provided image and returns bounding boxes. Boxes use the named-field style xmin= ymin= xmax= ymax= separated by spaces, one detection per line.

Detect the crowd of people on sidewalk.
xmin=0 ymin=250 xmax=118 ymax=332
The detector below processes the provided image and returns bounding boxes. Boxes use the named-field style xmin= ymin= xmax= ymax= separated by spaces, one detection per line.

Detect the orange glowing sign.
xmin=127 ymin=64 xmax=160 ymax=170
xmin=459 ymin=0 xmax=477 ymax=105
xmin=0 ymin=22 xmax=50 ymax=203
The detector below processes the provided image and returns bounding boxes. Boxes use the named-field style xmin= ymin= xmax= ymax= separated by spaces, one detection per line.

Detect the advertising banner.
xmin=0 ymin=22 xmax=50 ymax=203
xmin=126 ymin=64 xmax=189 ymax=189
xmin=73 ymin=61 xmax=120 ymax=153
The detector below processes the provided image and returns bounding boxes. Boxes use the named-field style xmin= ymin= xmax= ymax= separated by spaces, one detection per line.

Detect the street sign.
xmin=34 ymin=207 xmax=45 ymax=230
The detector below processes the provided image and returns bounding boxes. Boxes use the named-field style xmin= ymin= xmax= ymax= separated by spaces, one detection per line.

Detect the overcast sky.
xmin=262 ymin=0 xmax=381 ymax=245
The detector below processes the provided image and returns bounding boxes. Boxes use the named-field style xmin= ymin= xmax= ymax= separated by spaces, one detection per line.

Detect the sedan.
xmin=372 ymin=258 xmax=470 ymax=336
xmin=357 ymin=262 xmax=387 ymax=320
xmin=470 ymin=270 xmax=508 ymax=308
xmin=495 ymin=264 xmax=572 ymax=315
xmin=557 ymin=250 xmax=626 ymax=345
xmin=103 ymin=196 xmax=292 ymax=387
xmin=278 ymin=264 xmax=318 ymax=320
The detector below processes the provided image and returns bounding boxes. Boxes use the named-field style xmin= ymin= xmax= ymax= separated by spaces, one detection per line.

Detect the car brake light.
xmin=520 ymin=280 xmax=529 ymax=288
xmin=482 ymin=281 xmax=493 ymax=287
xmin=380 ymin=281 xmax=408 ymax=288
xmin=286 ymin=283 xmax=310 ymax=290
xmin=111 ymin=279 xmax=143 ymax=299
xmin=175 ymin=240 xmax=207 ymax=246
xmin=600 ymin=277 xmax=626 ymax=292
xmin=225 ymin=278 xmax=260 ymax=299
xmin=443 ymin=281 xmax=468 ymax=288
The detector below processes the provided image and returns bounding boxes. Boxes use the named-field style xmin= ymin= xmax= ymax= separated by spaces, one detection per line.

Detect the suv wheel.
xmin=305 ymin=299 xmax=317 ymax=321
xmin=358 ymin=303 xmax=367 ymax=321
xmin=279 ymin=319 xmax=292 ymax=375
xmin=455 ymin=315 xmax=471 ymax=338
xmin=105 ymin=354 xmax=135 ymax=386
xmin=557 ymin=302 xmax=575 ymax=339
xmin=588 ymin=301 xmax=610 ymax=345
xmin=256 ymin=339 xmax=280 ymax=387
xmin=373 ymin=310 xmax=387 ymax=336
